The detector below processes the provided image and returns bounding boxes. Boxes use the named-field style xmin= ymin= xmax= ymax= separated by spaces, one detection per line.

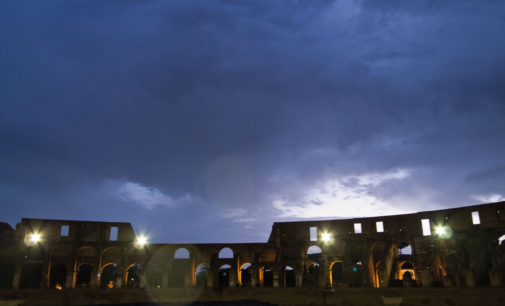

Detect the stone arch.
xmin=168 ymin=247 xmax=191 ymax=288
xmin=284 ymin=266 xmax=295 ymax=287
xmin=100 ymin=263 xmax=118 ymax=288
xmin=218 ymin=264 xmax=232 ymax=287
xmin=174 ymin=247 xmax=190 ymax=259
xmin=75 ymin=246 xmax=97 ymax=288
xmin=144 ymin=246 xmax=170 ymax=288
xmin=125 ymin=263 xmax=142 ymax=288
xmin=260 ymin=266 xmax=273 ymax=287
xmin=398 ymin=261 xmax=416 ymax=280
xmin=49 ymin=245 xmax=72 ymax=289
xmin=329 ymin=260 xmax=343 ymax=286
xmin=218 ymin=247 xmax=234 ymax=259
xmin=49 ymin=262 xmax=67 ymax=289
xmin=398 ymin=242 xmax=413 ymax=256
xmin=195 ymin=263 xmax=209 ymax=288
xmin=306 ymin=245 xmax=323 ymax=264
xmin=75 ymin=263 xmax=92 ymax=288
xmin=100 ymin=247 xmax=122 ymax=268
xmin=369 ymin=242 xmax=388 ymax=288
xmin=239 ymin=263 xmax=251 ymax=286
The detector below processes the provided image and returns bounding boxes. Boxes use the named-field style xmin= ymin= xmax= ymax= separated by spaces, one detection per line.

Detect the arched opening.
xmin=218 ymin=264 xmax=231 ymax=288
xmin=284 ymin=266 xmax=295 ymax=287
xmin=398 ymin=262 xmax=416 ymax=280
xmin=0 ymin=263 xmax=15 ymax=289
xmin=169 ymin=249 xmax=191 ymax=287
xmin=398 ymin=242 xmax=412 ymax=256
xmin=330 ymin=261 xmax=343 ymax=286
xmin=307 ymin=245 xmax=322 ymax=261
xmin=100 ymin=264 xmax=117 ymax=288
xmin=218 ymin=247 xmax=234 ymax=259
xmin=261 ymin=266 xmax=273 ymax=287
xmin=144 ymin=246 xmax=168 ymax=288
xmin=126 ymin=264 xmax=142 ymax=288
xmin=49 ymin=263 xmax=67 ymax=289
xmin=303 ymin=263 xmax=320 ymax=287
xmin=195 ymin=264 xmax=208 ymax=288
xmin=174 ymin=248 xmax=190 ymax=259
xmin=240 ymin=263 xmax=251 ymax=287
xmin=19 ymin=262 xmax=44 ymax=289
xmin=75 ymin=264 xmax=92 ymax=288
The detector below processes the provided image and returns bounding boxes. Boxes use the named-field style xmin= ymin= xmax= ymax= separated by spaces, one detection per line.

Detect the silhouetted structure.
xmin=1 ymin=201 xmax=504 ymax=290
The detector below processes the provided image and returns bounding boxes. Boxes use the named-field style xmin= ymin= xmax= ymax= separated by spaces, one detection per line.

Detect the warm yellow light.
xmin=321 ymin=232 xmax=331 ymax=242
xmin=25 ymin=232 xmax=42 ymax=245
xmin=135 ymin=234 xmax=148 ymax=247
xmin=435 ymin=226 xmax=446 ymax=236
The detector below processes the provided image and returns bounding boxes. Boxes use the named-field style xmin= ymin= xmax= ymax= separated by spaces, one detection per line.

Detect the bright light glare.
xmin=321 ymin=232 xmax=331 ymax=242
xmin=135 ymin=235 xmax=148 ymax=247
xmin=435 ymin=226 xmax=446 ymax=236
xmin=30 ymin=233 xmax=41 ymax=243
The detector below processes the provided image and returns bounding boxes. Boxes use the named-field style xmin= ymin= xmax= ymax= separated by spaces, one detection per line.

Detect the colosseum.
xmin=1 ymin=201 xmax=505 ymax=305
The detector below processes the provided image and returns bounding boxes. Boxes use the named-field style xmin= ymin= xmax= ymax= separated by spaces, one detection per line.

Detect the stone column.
xmin=250 ymin=269 xmax=258 ymax=287
xmin=115 ymin=266 xmax=124 ymax=288
xmin=65 ymin=262 xmax=74 ymax=288
xmin=12 ymin=264 xmax=22 ymax=289
xmin=229 ymin=269 xmax=236 ymax=287
xmin=465 ymin=271 xmax=475 ymax=287
xmin=40 ymin=257 xmax=51 ymax=288
xmin=295 ymin=271 xmax=303 ymax=288
xmin=489 ymin=270 xmax=503 ymax=287
xmin=420 ymin=269 xmax=432 ymax=287
xmin=206 ymin=269 xmax=215 ymax=288
xmin=273 ymin=270 xmax=279 ymax=288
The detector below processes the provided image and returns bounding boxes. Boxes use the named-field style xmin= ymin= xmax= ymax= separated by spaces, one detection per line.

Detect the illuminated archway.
xmin=260 ymin=266 xmax=273 ymax=287
xmin=239 ymin=263 xmax=251 ymax=286
xmin=195 ymin=264 xmax=209 ymax=288
xmin=329 ymin=261 xmax=343 ymax=286
xmin=100 ymin=263 xmax=117 ymax=288
xmin=126 ymin=264 xmax=142 ymax=288
xmin=218 ymin=264 xmax=231 ymax=288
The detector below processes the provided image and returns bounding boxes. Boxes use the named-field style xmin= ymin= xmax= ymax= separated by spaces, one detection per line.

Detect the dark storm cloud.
xmin=1 ymin=0 xmax=504 ymax=242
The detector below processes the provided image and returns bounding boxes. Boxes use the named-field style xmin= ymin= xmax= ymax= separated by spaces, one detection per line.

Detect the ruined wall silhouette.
xmin=1 ymin=201 xmax=504 ymax=290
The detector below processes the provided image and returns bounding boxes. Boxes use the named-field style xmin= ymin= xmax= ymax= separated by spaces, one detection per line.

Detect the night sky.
xmin=1 ymin=0 xmax=505 ymax=243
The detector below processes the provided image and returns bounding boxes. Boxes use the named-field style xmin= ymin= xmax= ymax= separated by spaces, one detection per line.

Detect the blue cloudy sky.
xmin=1 ymin=0 xmax=504 ymax=243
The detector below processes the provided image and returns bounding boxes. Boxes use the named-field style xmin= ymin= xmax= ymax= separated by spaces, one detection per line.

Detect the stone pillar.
xmin=65 ymin=262 xmax=74 ymax=288
xmin=184 ymin=272 xmax=192 ymax=288
xmin=489 ymin=270 xmax=503 ymax=287
xmin=206 ymin=269 xmax=215 ymax=288
xmin=420 ymin=269 xmax=432 ymax=287
xmin=162 ymin=268 xmax=169 ymax=288
xmin=40 ymin=258 xmax=51 ymax=288
xmin=90 ymin=265 xmax=98 ymax=288
xmin=465 ymin=271 xmax=475 ymax=287
xmin=320 ymin=262 xmax=329 ymax=288
xmin=229 ymin=269 xmax=236 ymax=287
xmin=295 ymin=272 xmax=303 ymax=288
xmin=12 ymin=264 xmax=22 ymax=289
xmin=115 ymin=266 xmax=124 ymax=288
xmin=250 ymin=269 xmax=258 ymax=287
xmin=443 ymin=276 xmax=452 ymax=287
xmin=273 ymin=270 xmax=279 ymax=288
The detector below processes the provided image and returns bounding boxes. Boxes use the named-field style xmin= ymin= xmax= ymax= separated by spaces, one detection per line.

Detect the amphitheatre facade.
xmin=1 ymin=201 xmax=505 ymax=292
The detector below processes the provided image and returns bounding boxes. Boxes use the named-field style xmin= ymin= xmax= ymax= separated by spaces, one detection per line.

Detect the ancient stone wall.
xmin=1 ymin=201 xmax=504 ymax=290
